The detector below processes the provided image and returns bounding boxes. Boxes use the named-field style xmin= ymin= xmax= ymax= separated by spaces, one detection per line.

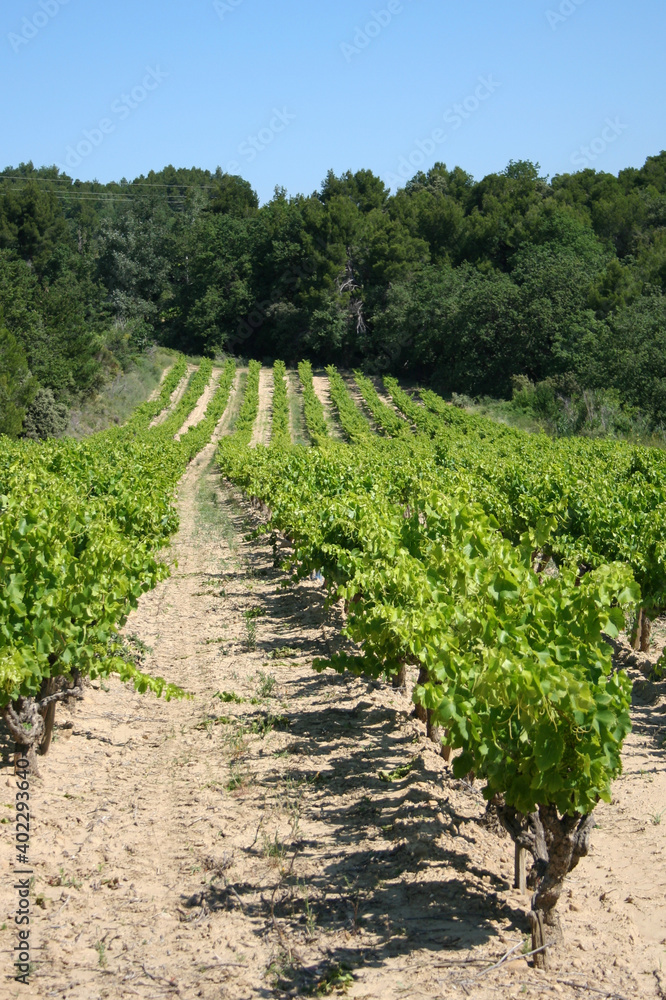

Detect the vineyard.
xmin=1 ymin=361 xmax=665 ymax=1000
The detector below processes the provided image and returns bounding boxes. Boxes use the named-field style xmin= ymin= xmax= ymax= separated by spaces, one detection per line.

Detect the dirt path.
xmin=250 ymin=368 xmax=273 ymax=447
xmin=568 ymin=631 xmax=666 ymax=992
xmin=343 ymin=374 xmax=378 ymax=434
xmin=175 ymin=369 xmax=220 ymax=441
xmin=150 ymin=365 xmax=198 ymax=428
xmin=312 ymin=373 xmax=344 ymax=440
xmin=147 ymin=362 xmax=176 ymax=403
xmin=286 ymin=371 xmax=308 ymax=446
xmin=217 ymin=370 xmax=242 ymax=436
xmin=1 ymin=411 xmax=664 ymax=998
xmin=370 ymin=377 xmax=410 ymax=425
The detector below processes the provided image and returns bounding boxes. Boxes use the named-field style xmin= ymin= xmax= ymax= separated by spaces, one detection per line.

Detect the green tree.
xmin=0 ymin=326 xmax=36 ymax=436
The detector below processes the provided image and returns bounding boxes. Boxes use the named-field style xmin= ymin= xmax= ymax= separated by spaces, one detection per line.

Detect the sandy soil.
xmin=312 ymin=374 xmax=344 ymax=441
xmin=251 ymin=369 xmax=274 ymax=447
xmin=150 ymin=365 xmax=198 ymax=428
xmin=286 ymin=373 xmax=307 ymax=446
xmin=380 ymin=379 xmax=423 ymax=432
xmin=342 ymin=375 xmax=378 ymax=434
xmin=147 ymin=363 xmax=176 ymax=403
xmin=1 ymin=379 xmax=665 ymax=1000
xmin=370 ymin=378 xmax=410 ymax=426
xmin=175 ymin=371 xmax=220 ymax=441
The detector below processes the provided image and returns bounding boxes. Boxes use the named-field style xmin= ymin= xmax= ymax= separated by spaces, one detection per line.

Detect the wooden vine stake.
xmin=514 ymin=844 xmax=527 ymax=894
xmin=631 ymin=608 xmax=651 ymax=653
xmin=529 ymin=910 xmax=549 ymax=971
xmin=640 ymin=612 xmax=651 ymax=653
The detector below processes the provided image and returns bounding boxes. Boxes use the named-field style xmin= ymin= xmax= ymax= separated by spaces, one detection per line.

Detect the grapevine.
xmin=297 ymin=360 xmax=328 ymax=445
xmin=0 ymin=356 xmax=236 ymax=765
xmin=271 ymin=360 xmax=291 ymax=448
xmin=216 ymin=362 xmax=650 ymax=966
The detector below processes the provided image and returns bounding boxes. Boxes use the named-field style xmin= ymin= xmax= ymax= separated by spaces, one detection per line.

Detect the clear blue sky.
xmin=1 ymin=0 xmax=664 ymax=202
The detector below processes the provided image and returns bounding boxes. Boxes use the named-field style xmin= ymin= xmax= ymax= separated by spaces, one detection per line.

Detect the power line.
xmin=0 ymin=172 xmax=242 ymax=194
xmin=0 ymin=187 xmax=192 ymax=205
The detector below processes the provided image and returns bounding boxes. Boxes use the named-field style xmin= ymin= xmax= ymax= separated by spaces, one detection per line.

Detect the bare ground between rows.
xmin=251 ymin=369 xmax=274 ymax=448
xmin=147 ymin=362 xmax=176 ymax=403
xmin=311 ymin=374 xmax=344 ymax=441
xmin=175 ymin=370 xmax=221 ymax=440
xmin=337 ymin=373 xmax=379 ymax=436
xmin=0 ymin=453 xmax=664 ymax=999
xmin=150 ymin=364 xmax=198 ymax=428
xmin=369 ymin=376 xmax=412 ymax=427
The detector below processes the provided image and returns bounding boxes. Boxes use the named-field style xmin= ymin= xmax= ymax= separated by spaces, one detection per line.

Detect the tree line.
xmin=1 ymin=152 xmax=665 ymax=437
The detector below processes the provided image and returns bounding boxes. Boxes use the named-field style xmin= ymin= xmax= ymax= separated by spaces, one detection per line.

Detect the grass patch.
xmin=248 ymin=711 xmax=290 ymax=737
xmin=195 ymin=469 xmax=236 ymax=550
xmin=66 ymin=348 xmax=175 ymax=437
xmin=256 ymin=670 xmax=276 ymax=698
xmin=244 ymin=613 xmax=258 ymax=651
xmin=195 ymin=715 xmax=233 ymax=732
xmin=271 ymin=646 xmax=298 ymax=659
xmin=379 ymin=761 xmax=415 ymax=782
xmin=214 ymin=690 xmax=245 ymax=704
xmin=226 ymin=769 xmax=245 ymax=792
xmin=310 ymin=963 xmax=354 ymax=995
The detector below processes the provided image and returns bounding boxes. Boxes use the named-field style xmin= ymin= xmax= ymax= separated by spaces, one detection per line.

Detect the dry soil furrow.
xmin=312 ymin=373 xmax=344 ymax=440
xmin=150 ymin=364 xmax=198 ymax=428
xmin=175 ymin=368 xmax=220 ymax=440
xmin=147 ymin=361 xmax=176 ymax=403
xmin=343 ymin=373 xmax=379 ymax=435
xmin=250 ymin=368 xmax=273 ymax=447
xmin=286 ymin=371 xmax=307 ymax=445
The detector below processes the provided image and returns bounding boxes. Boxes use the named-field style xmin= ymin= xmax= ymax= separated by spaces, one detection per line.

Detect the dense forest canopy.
xmin=1 ymin=153 xmax=665 ymax=436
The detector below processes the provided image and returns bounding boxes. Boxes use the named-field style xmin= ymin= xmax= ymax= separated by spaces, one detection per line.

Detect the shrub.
xmin=22 ymin=388 xmax=68 ymax=440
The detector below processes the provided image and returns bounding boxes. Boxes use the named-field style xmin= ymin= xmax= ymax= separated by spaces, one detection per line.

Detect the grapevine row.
xmin=352 ymin=370 xmax=410 ymax=438
xmin=383 ymin=378 xmax=666 ymax=621
xmin=231 ymin=360 xmax=261 ymax=446
xmin=0 ymin=357 xmax=237 ymax=758
xmin=325 ymin=366 xmax=372 ymax=443
xmin=297 ymin=361 xmax=328 ymax=445
xmin=271 ymin=360 xmax=291 ymax=448
xmin=215 ymin=363 xmax=645 ymax=960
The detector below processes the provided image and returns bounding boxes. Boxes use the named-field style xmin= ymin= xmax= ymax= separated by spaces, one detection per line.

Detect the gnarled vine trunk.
xmin=2 ymin=673 xmax=84 ymax=773
xmin=412 ymin=666 xmax=453 ymax=760
xmin=392 ymin=660 xmax=407 ymax=689
xmin=494 ymin=800 xmax=595 ymax=969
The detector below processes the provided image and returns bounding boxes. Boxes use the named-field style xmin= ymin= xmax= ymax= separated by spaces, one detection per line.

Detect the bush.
xmin=22 ymin=388 xmax=68 ymax=440
xmin=450 ymin=392 xmax=475 ymax=409
xmin=509 ymin=373 xmax=657 ymax=440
